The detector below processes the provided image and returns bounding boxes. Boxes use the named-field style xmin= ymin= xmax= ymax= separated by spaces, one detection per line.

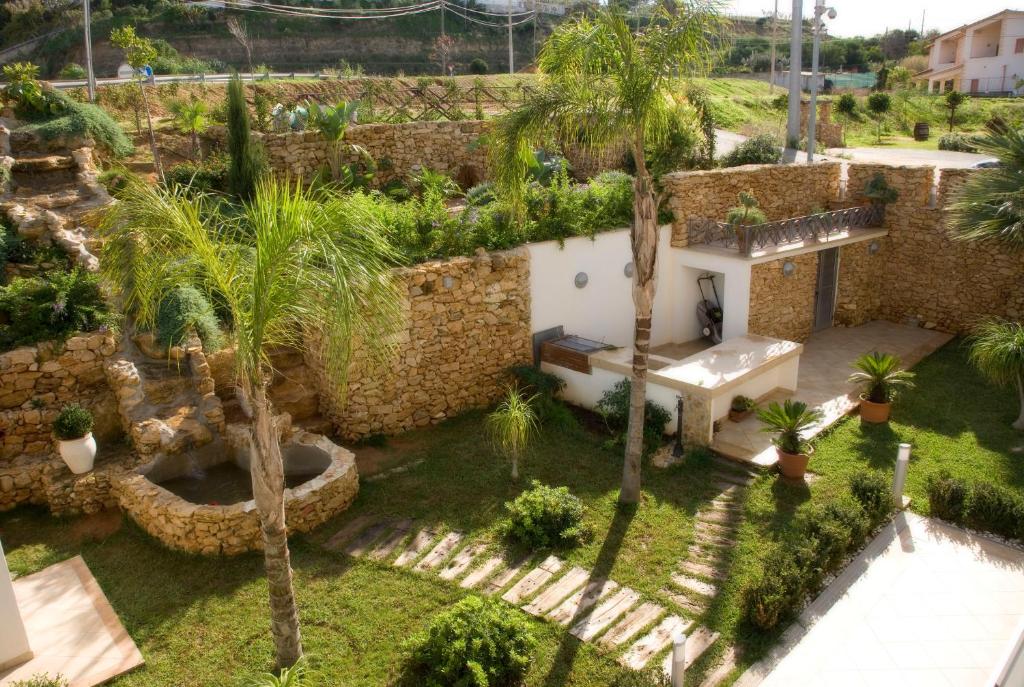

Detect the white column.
xmin=0 ymin=540 xmax=32 ymax=672
xmin=786 ymin=0 xmax=804 ymax=149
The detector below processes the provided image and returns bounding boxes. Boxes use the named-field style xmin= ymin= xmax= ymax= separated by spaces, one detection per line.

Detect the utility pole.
xmin=921 ymin=9 xmax=926 ymax=37
xmin=807 ymin=0 xmax=835 ymax=162
xmin=83 ymin=0 xmax=97 ymax=102
xmin=508 ymin=0 xmax=514 ymax=75
xmin=785 ymin=0 xmax=803 ymax=151
xmin=769 ymin=0 xmax=778 ymax=92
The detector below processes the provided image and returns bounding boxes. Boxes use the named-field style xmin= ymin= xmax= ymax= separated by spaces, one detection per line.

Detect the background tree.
xmin=227 ymin=16 xmax=255 ymax=78
xmin=226 ymin=74 xmax=263 ymax=201
xmin=948 ymin=129 xmax=1024 ymax=249
xmin=430 ymin=35 xmax=456 ymax=76
xmin=100 ymin=177 xmax=404 ymax=669
xmin=968 ymin=320 xmax=1024 ymax=430
xmin=491 ymin=1 xmax=720 ymax=505
xmin=945 ymin=91 xmax=967 ymax=132
xmin=110 ymin=26 xmax=162 ymax=179
xmin=866 ymin=92 xmax=891 ymax=144
xmin=171 ymin=98 xmax=210 ymax=160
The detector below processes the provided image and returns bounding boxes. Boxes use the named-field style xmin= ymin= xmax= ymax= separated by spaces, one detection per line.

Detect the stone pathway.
xmin=323 ymin=516 xmax=724 ymax=676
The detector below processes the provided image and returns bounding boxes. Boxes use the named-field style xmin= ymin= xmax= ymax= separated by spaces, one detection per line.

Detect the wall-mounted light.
xmin=623 ymin=262 xmax=635 ymax=278
xmin=574 ymin=272 xmax=589 ymax=289
xmin=868 ymin=240 xmax=881 ymax=255
xmin=442 ymin=275 xmax=454 ymax=289
xmin=782 ymin=260 xmax=797 ymax=277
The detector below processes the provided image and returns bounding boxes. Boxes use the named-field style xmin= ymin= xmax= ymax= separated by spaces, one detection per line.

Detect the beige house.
xmin=917 ymin=9 xmax=1024 ymax=94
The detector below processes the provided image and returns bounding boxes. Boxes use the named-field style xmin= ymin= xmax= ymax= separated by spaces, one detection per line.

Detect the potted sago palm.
xmin=757 ymin=399 xmax=822 ymax=479
xmin=54 ymin=404 xmax=96 ymax=474
xmin=848 ymin=351 xmax=915 ymax=423
xmin=726 ymin=191 xmax=767 ymax=254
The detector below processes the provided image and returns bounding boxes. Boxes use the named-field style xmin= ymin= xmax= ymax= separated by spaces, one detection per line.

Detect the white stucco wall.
xmin=0 ymin=541 xmax=31 ymax=672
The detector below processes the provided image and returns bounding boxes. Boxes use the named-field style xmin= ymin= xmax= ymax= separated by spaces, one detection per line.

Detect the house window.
xmin=1015 ymin=38 xmax=1024 ymax=53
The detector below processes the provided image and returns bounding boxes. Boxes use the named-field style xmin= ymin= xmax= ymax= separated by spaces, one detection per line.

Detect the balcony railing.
xmin=686 ymin=204 xmax=885 ymax=257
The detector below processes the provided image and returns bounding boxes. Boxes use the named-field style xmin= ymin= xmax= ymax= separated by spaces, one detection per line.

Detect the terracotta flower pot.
xmin=776 ymin=448 xmax=810 ymax=479
xmin=729 ymin=408 xmax=752 ymax=423
xmin=859 ymin=396 xmax=891 ymax=424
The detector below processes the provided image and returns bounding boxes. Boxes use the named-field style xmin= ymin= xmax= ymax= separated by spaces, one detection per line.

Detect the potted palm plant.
xmin=486 ymin=386 xmax=539 ymax=480
xmin=54 ymin=404 xmax=96 ymax=474
xmin=729 ymin=395 xmax=756 ymax=422
xmin=757 ymin=399 xmax=822 ymax=479
xmin=726 ymin=191 xmax=767 ymax=254
xmin=848 ymin=352 xmax=915 ymax=424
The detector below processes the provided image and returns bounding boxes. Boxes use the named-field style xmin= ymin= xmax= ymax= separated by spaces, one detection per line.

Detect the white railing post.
xmin=671 ymin=632 xmax=687 ymax=687
xmin=893 ymin=443 xmax=911 ymax=508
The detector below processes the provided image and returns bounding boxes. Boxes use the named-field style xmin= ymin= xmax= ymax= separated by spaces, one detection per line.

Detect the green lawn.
xmin=1 ymin=339 xmax=1018 ymax=686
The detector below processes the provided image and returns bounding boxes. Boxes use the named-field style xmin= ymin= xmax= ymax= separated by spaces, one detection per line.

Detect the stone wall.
xmin=310 ymin=248 xmax=532 ymax=439
xmin=662 ymin=162 xmax=843 ymax=248
xmin=208 ymin=120 xmax=491 ymax=186
xmin=748 ymin=252 xmax=820 ymax=342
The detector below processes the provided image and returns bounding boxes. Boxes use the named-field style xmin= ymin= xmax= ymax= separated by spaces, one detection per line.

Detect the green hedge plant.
xmin=596 ymin=379 xmax=671 ymax=452
xmin=409 ymin=596 xmax=536 ymax=687
xmin=719 ymin=134 xmax=781 ymax=167
xmin=927 ymin=472 xmax=1024 ymax=542
xmin=0 ymin=269 xmax=114 ymax=350
xmin=155 ymin=285 xmax=224 ymax=352
xmin=54 ymin=404 xmax=93 ymax=440
xmin=503 ymin=480 xmax=586 ymax=549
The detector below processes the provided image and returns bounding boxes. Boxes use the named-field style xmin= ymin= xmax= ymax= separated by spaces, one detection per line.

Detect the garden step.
xmin=324 ymin=515 xmax=375 ymax=551
xmin=12 ymin=155 xmax=76 ymax=173
xmin=678 ymin=560 xmax=726 ymax=580
xmin=670 ymin=573 xmax=717 ymax=598
xmin=659 ymin=627 xmax=719 ymax=676
xmin=481 ymin=555 xmax=531 ymax=595
xmin=600 ymin=602 xmax=665 ymax=649
xmin=692 ymin=531 xmax=735 ymax=548
xmin=414 ymin=531 xmax=464 ymax=571
xmin=439 ymin=542 xmax=488 ymax=581
xmin=695 ymin=520 xmax=738 ymax=537
xmin=659 ymin=589 xmax=708 ymax=615
xmin=712 ymin=470 xmax=753 ymax=487
xmin=502 ymin=556 xmax=563 ymax=604
xmin=708 ymin=497 xmax=742 ymax=511
xmin=548 ymin=578 xmax=618 ymax=626
xmin=620 ymin=615 xmax=692 ymax=670
xmin=343 ymin=521 xmax=391 ymax=557
xmin=520 ymin=564 xmax=587 ymax=614
xmin=697 ymin=646 xmax=739 ymax=687
xmin=570 ymin=587 xmax=640 ymax=642
xmin=460 ymin=556 xmax=505 ymax=589
xmin=393 ymin=527 xmax=440 ymax=567
xmin=367 ymin=519 xmax=414 ymax=561
xmin=699 ymin=509 xmax=741 ymax=525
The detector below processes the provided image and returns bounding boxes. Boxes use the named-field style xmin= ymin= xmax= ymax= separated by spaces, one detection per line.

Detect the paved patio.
xmin=712 ymin=321 xmax=953 ymax=468
xmin=736 ymin=512 xmax=1024 ymax=687
xmin=0 ymin=556 xmax=143 ymax=686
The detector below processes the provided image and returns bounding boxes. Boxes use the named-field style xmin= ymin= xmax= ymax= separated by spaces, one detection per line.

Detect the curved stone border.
xmin=114 ymin=429 xmax=358 ymax=555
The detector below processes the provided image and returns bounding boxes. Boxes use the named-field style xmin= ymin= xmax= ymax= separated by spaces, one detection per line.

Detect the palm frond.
xmin=848 ymin=351 xmax=914 ymax=403
xmin=968 ymin=319 xmax=1024 ymax=388
xmin=948 ymin=128 xmax=1024 ymax=250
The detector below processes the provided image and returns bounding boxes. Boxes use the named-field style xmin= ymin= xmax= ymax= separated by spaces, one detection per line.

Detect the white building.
xmin=918 ymin=9 xmax=1024 ymax=94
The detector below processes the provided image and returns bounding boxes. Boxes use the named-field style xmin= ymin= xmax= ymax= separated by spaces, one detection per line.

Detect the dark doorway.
xmin=814 ymin=248 xmax=840 ymax=332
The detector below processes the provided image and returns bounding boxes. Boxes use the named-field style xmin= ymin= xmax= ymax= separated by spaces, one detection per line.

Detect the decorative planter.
xmin=58 ymin=433 xmax=97 ymax=474
xmin=859 ymin=396 xmax=891 ymax=424
xmin=776 ymin=448 xmax=810 ymax=479
xmin=728 ymin=408 xmax=753 ymax=423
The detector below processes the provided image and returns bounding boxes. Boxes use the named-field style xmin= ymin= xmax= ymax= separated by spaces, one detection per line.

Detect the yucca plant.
xmin=486 ymin=386 xmax=540 ymax=480
xmin=968 ymin=319 xmax=1024 ymax=430
xmin=757 ymin=399 xmax=822 ymax=456
xmin=725 ymin=191 xmax=767 ymax=226
xmin=848 ymin=352 xmax=915 ymax=404
xmin=948 ymin=129 xmax=1024 ymax=250
xmin=170 ymin=98 xmax=210 ymax=160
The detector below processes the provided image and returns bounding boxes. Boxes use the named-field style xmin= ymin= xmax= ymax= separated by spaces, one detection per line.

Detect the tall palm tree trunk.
xmin=249 ymin=382 xmax=303 ymax=668
xmin=620 ymin=144 xmax=659 ymax=505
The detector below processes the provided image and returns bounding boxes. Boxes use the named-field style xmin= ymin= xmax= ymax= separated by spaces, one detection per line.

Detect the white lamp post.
xmin=806 ymin=0 xmax=836 ymax=162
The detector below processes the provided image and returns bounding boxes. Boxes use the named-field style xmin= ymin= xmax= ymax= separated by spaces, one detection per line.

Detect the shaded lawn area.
xmin=0 ymin=414 xmax=740 ymax=686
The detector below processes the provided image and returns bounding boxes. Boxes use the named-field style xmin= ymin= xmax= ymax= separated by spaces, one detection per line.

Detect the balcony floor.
xmin=711 ymin=321 xmax=953 ymax=469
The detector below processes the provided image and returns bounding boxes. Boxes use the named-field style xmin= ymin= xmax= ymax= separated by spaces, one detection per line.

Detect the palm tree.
xmin=306 ymin=100 xmax=371 ymax=184
xmin=968 ymin=320 xmax=1024 ymax=430
xmin=756 ymin=399 xmax=821 ymax=456
xmin=848 ymin=352 xmax=914 ymax=404
xmin=486 ymin=386 xmax=539 ymax=480
xmin=171 ymin=98 xmax=210 ymax=160
xmin=491 ymin=1 xmax=720 ymax=505
xmin=948 ymin=129 xmax=1024 ymax=250
xmin=99 ymin=177 xmax=403 ymax=668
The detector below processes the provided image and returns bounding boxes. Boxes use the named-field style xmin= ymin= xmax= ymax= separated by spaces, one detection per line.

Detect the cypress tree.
xmin=226 ymin=74 xmax=261 ymax=201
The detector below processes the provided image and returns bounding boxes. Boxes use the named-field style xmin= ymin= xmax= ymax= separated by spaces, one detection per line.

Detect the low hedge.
xmin=927 ymin=472 xmax=1024 ymax=542
xmin=502 ymin=480 xmax=587 ymax=549
xmin=741 ymin=470 xmax=894 ymax=632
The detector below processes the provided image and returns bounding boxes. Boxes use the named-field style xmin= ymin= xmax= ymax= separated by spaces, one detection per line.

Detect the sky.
xmin=723 ymin=0 xmax=1020 ymax=38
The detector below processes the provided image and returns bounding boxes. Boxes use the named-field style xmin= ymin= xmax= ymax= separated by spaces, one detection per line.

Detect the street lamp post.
xmin=806 ymin=0 xmax=836 ymax=162
xmin=785 ymin=0 xmax=803 ymax=150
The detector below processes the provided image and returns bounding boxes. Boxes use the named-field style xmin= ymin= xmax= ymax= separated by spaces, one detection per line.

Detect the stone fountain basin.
xmin=114 ymin=428 xmax=358 ymax=555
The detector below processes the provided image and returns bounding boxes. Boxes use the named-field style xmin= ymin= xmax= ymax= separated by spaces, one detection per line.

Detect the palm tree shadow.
xmin=539 ymin=503 xmax=636 ymax=687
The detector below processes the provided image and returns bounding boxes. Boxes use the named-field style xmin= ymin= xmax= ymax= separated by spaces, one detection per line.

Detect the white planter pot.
xmin=58 ymin=433 xmax=97 ymax=474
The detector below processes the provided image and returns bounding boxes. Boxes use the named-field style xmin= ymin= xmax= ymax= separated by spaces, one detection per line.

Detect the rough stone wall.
xmin=799 ymin=100 xmax=844 ymax=148
xmin=0 ymin=334 xmax=120 ymax=461
xmin=834 ymin=240 xmax=886 ymax=328
xmin=662 ymin=162 xmax=843 ymax=248
xmin=310 ymin=248 xmax=532 ymax=439
xmin=748 ymin=252 xmax=820 ymax=342
xmin=208 ymin=120 xmax=491 ymax=186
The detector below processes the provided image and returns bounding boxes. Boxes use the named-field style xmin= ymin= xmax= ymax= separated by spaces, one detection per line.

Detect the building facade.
xmin=919 ymin=9 xmax=1024 ymax=94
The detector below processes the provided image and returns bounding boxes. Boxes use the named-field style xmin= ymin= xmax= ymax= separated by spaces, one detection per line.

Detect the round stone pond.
xmin=114 ymin=428 xmax=358 ymax=555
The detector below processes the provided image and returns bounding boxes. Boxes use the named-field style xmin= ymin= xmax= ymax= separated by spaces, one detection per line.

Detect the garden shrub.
xmin=10 ymin=674 xmax=69 ymax=687
xmin=508 ymin=365 xmax=575 ymax=430
xmin=596 ymin=379 xmax=671 ymax=451
xmin=742 ymin=545 xmax=805 ymax=631
xmin=835 ymin=93 xmax=857 ymax=116
xmin=927 ymin=473 xmax=1024 ymax=541
xmin=799 ymin=498 xmax=869 ymax=570
xmin=719 ymin=134 xmax=781 ymax=167
xmin=155 ymin=286 xmax=224 ymax=351
xmin=18 ymin=89 xmax=133 ymax=158
xmin=469 ymin=58 xmax=489 ymax=75
xmin=53 ymin=404 xmax=93 ymax=440
xmin=938 ymin=133 xmax=981 ymax=153
xmin=849 ymin=470 xmax=893 ymax=525
xmin=58 ymin=63 xmax=86 ymax=79
xmin=927 ymin=472 xmax=970 ymax=522
xmin=503 ymin=480 xmax=586 ymax=549
xmin=0 ymin=269 xmax=114 ymax=349
xmin=409 ymin=595 xmax=536 ymax=687
xmin=165 ymin=155 xmax=229 ymax=194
